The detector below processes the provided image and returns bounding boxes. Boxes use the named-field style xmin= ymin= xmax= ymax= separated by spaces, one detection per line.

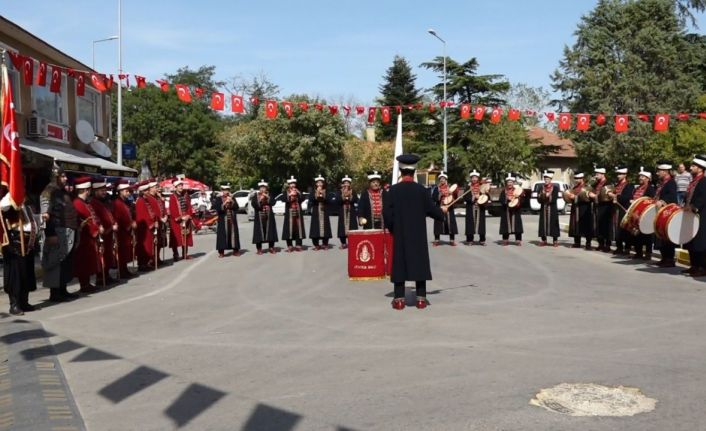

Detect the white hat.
xmin=438 ymin=171 xmax=448 ymax=180
xmin=116 ymin=183 xmax=131 ymax=191
xmin=638 ymin=166 xmax=652 ymax=179
xmin=693 ymin=155 xmax=706 ymax=169
xmin=656 ymin=160 xmax=673 ymax=171
xmin=574 ymin=173 xmax=585 ymax=179
xmin=314 ymin=174 xmax=325 ymax=182
xmin=148 ymin=181 xmax=158 ymax=188
xmin=367 ymin=171 xmax=381 ymax=180
xmin=138 ymin=183 xmax=150 ymax=192
xmin=257 ymin=179 xmax=268 ymax=187
xmin=220 ymin=184 xmax=231 ymax=190
xmin=594 ymin=167 xmax=606 ymax=174
xmin=172 ymin=179 xmax=184 ymax=187
xmin=91 ymin=181 xmax=107 ymax=189
xmin=505 ymin=173 xmax=516 ymax=182
xmin=286 ymin=176 xmax=297 ymax=184
xmin=469 ymin=169 xmax=480 ymax=178
xmin=542 ymin=170 xmax=554 ymax=179
xmin=341 ymin=175 xmax=352 ymax=183
xmin=615 ymin=166 xmax=628 ymax=174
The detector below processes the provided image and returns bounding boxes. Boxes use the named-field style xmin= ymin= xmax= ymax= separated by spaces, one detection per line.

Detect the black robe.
xmin=280 ymin=192 xmax=306 ymax=240
xmin=499 ymin=190 xmax=523 ymax=235
xmin=654 ymin=177 xmax=678 ymax=249
xmin=610 ymin=181 xmax=634 ymax=243
xmin=685 ymin=176 xmax=706 ymax=252
xmin=213 ymin=195 xmax=240 ymax=251
xmin=333 ymin=191 xmax=358 ymax=238
xmin=569 ymin=186 xmax=593 ymax=238
xmin=463 ymin=188 xmax=486 ymax=237
xmin=308 ymin=191 xmax=333 ymax=239
xmin=383 ymin=180 xmax=444 ymax=283
xmin=538 ymin=184 xmax=560 ymax=239
xmin=431 ymin=186 xmax=459 ymax=236
xmin=593 ymin=181 xmax=612 ymax=239
xmin=357 ymin=189 xmax=385 ymax=230
xmin=251 ymin=192 xmax=278 ymax=244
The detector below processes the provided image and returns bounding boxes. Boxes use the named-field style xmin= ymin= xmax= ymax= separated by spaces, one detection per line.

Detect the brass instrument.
xmin=315 ymin=186 xmax=325 ymax=200
xmin=98 ymin=233 xmax=106 ymax=288
xmin=577 ymin=187 xmax=592 ymax=203
xmin=563 ymin=190 xmax=576 ymax=202
xmin=342 ymin=185 xmax=352 ymax=201
xmin=288 ymin=188 xmax=300 ymax=202
xmin=598 ymin=185 xmax=614 ymax=203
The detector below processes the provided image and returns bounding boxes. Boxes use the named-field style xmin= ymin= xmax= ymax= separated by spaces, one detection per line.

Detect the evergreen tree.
xmin=376 ymin=55 xmax=423 ymax=141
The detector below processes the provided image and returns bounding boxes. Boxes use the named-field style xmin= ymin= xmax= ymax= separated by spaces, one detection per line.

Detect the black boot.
xmin=49 ymin=289 xmax=69 ymax=302
xmin=9 ymin=299 xmax=23 ymax=315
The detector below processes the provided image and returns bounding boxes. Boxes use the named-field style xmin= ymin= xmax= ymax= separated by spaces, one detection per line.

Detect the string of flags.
xmin=6 ymin=49 xmax=706 ymax=133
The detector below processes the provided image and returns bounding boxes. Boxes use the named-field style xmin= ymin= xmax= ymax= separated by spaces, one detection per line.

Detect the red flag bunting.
xmin=460 ymin=104 xmax=471 ymax=119
xmin=614 ymin=115 xmax=629 ymax=133
xmin=265 ymin=100 xmax=278 ymax=119
xmin=407 ymin=104 xmax=414 ymax=111
xmin=22 ymin=57 xmax=33 ymax=86
xmin=637 ymin=114 xmax=649 ymax=122
xmin=367 ymin=107 xmax=377 ymax=124
xmin=315 ymin=103 xmax=324 ymax=111
xmin=7 ymin=51 xmax=23 ymax=71
xmin=1 ymin=65 xmax=26 ymax=208
xmin=490 ymin=107 xmax=502 ymax=124
xmin=328 ymin=105 xmax=339 ymax=115
xmin=393 ymin=105 xmax=400 ymax=114
xmin=508 ymin=108 xmax=521 ymax=121
xmin=545 ymin=112 xmax=556 ymax=122
xmin=525 ymin=110 xmax=536 ymax=117
xmin=250 ymin=96 xmax=260 ymax=105
xmin=429 ymin=103 xmax=436 ymax=113
xmin=355 ymin=105 xmax=365 ymax=115
xmin=231 ymin=95 xmax=244 ymax=113
xmin=473 ymin=106 xmax=485 ymax=120
xmin=175 ymin=84 xmax=192 ymax=103
xmin=298 ymin=102 xmax=309 ymax=112
xmin=76 ymin=73 xmax=85 ymax=97
xmin=282 ymin=101 xmax=293 ymax=118
xmin=654 ymin=114 xmax=670 ymax=132
xmin=49 ymin=66 xmax=62 ymax=93
xmin=677 ymin=113 xmax=690 ymax=121
xmin=135 ymin=75 xmax=146 ymax=89
xmin=595 ymin=114 xmax=606 ymax=126
xmin=105 ymin=75 xmax=114 ymax=90
xmin=194 ymin=88 xmax=204 ymax=98
xmin=36 ymin=62 xmax=47 ymax=86
xmin=698 ymin=113 xmax=706 ymax=120
xmin=381 ymin=106 xmax=391 ymax=124
xmin=343 ymin=105 xmax=351 ymax=116
xmin=558 ymin=113 xmax=572 ymax=130
xmin=156 ymin=79 xmax=169 ymax=92
xmin=210 ymin=92 xmax=225 ymax=111
xmin=576 ymin=114 xmax=590 ymax=131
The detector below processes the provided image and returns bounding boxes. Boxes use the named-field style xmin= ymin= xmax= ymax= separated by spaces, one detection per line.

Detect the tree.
xmin=225 ymin=73 xmax=280 ymax=121
xmin=376 ymin=56 xmax=423 ymax=141
xmin=503 ymin=83 xmax=552 ymax=128
xmin=218 ymin=95 xmax=349 ymax=192
xmin=342 ymin=137 xmax=394 ymax=190
xmin=551 ymin=0 xmax=705 ymax=172
xmin=118 ymin=66 xmax=224 ymax=185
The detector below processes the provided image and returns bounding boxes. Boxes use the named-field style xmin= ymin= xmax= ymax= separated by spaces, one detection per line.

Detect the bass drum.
xmin=620 ymin=197 xmax=655 ymax=234
xmin=477 ymin=194 xmax=489 ymax=205
xmin=654 ymin=204 xmax=700 ymax=245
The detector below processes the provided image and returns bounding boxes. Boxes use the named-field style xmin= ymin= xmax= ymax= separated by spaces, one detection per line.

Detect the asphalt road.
xmin=2 ymin=213 xmax=706 ymax=431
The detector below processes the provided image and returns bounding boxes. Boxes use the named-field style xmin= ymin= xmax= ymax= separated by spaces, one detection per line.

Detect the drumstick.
xmin=444 ymin=189 xmax=474 ymax=208
xmin=613 ymin=201 xmax=628 ymax=212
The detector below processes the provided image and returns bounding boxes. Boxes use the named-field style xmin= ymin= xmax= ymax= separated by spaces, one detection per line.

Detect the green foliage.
xmin=376 ymin=56 xmax=423 ymax=141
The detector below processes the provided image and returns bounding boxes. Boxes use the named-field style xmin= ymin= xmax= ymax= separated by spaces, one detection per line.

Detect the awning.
xmin=20 ymin=138 xmax=137 ymax=177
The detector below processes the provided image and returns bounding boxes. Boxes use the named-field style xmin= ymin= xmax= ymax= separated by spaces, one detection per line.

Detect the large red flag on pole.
xmin=1 ymin=58 xmax=25 ymax=208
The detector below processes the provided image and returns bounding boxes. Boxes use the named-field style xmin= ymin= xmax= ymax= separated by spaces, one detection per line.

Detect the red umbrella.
xmin=159 ymin=177 xmax=208 ymax=191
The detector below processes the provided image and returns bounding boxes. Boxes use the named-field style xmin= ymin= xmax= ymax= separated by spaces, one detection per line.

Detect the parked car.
xmin=270 ymin=193 xmax=310 ymax=216
xmin=487 ymin=183 xmax=532 ymax=217
xmin=233 ymin=190 xmax=253 ymax=213
xmin=190 ymin=191 xmax=213 ymax=214
xmin=529 ymin=181 xmax=570 ymax=214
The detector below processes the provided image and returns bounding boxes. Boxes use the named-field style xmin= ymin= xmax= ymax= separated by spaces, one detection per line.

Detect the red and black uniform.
xmin=90 ymin=198 xmax=116 ymax=276
xmin=334 ymin=189 xmax=358 ymax=246
xmin=135 ymin=194 xmax=159 ymax=269
xmin=280 ymin=190 xmax=306 ymax=249
xmin=684 ymin=172 xmax=706 ymax=273
xmin=112 ymin=196 xmax=135 ymax=277
xmin=499 ymin=185 xmax=523 ymax=242
xmin=538 ymin=182 xmax=560 ymax=243
xmin=169 ymin=191 xmax=194 ymax=259
xmin=631 ymin=182 xmax=656 ymax=258
xmin=431 ymin=183 xmax=459 ymax=243
xmin=358 ymin=188 xmax=384 ymax=230
xmin=610 ymin=179 xmax=634 ymax=254
xmin=569 ymin=182 xmax=593 ymax=248
xmin=252 ymin=192 xmax=278 ymax=251
xmin=464 ymin=182 xmax=487 ymax=244
xmin=593 ymin=178 xmax=612 ymax=251
xmin=1 ymin=202 xmax=38 ymax=313
xmin=73 ymin=197 xmax=101 ymax=289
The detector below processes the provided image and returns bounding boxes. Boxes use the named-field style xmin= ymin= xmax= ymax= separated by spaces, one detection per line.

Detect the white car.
xmin=233 ymin=190 xmax=254 ymax=213
xmin=271 ymin=193 xmax=310 ymax=216
xmin=190 ymin=191 xmax=213 ymax=213
xmin=530 ymin=181 xmax=569 ymax=214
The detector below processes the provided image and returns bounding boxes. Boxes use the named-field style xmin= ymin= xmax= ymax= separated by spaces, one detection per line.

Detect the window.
xmin=0 ymin=46 xmax=22 ymax=113
xmin=32 ymin=62 xmax=67 ymax=124
xmin=76 ymin=87 xmax=103 ymax=135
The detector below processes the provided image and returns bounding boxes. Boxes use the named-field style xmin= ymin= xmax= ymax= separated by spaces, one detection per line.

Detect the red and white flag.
xmin=49 ymin=66 xmax=62 ymax=93
xmin=210 ymin=92 xmax=225 ymax=111
xmin=473 ymin=106 xmax=486 ymax=120
xmin=118 ymin=74 xmax=130 ymax=88
xmin=231 ymin=95 xmax=244 ymax=113
xmin=595 ymin=114 xmax=607 ymax=126
xmin=298 ymin=102 xmax=309 ymax=112
xmin=508 ymin=108 xmax=521 ymax=121
xmin=76 ymin=73 xmax=86 ymax=97
xmin=1 ymin=63 xmax=25 ymax=208
xmin=315 ymin=103 xmax=324 ymax=111
xmin=576 ymin=114 xmax=590 ymax=131
xmin=545 ymin=112 xmax=556 ymax=122
xmin=265 ymin=100 xmax=278 ymax=119
xmin=156 ymin=79 xmax=169 ymax=92
xmin=194 ymin=88 xmax=204 ymax=99
xmin=460 ymin=104 xmax=471 ymax=119
xmin=135 ymin=75 xmax=147 ymax=89
xmin=614 ymin=115 xmax=629 ymax=133
xmin=490 ymin=107 xmax=502 ymax=124
xmin=91 ymin=73 xmax=107 ymax=92
xmin=343 ymin=105 xmax=351 ymax=117
xmin=355 ymin=105 xmax=365 ymax=115
xmin=250 ymin=96 xmax=260 ymax=106
xmin=36 ymin=62 xmax=47 ymax=86
xmin=367 ymin=107 xmax=377 ymax=124
xmin=22 ymin=57 xmax=33 ymax=86
xmin=381 ymin=106 xmax=391 ymax=124
xmin=654 ymin=114 xmax=670 ymax=132
xmin=328 ymin=105 xmax=339 ymax=116
xmin=558 ymin=113 xmax=572 ymax=130
xmin=637 ymin=114 xmax=649 ymax=122
xmin=282 ymin=101 xmax=293 ymax=118
xmin=677 ymin=113 xmax=690 ymax=121
xmin=7 ymin=52 xmax=23 ymax=71
xmin=175 ymin=84 xmax=192 ymax=103
xmin=429 ymin=103 xmax=436 ymax=113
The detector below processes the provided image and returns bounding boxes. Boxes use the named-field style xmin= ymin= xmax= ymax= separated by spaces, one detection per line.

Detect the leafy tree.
xmin=342 ymin=137 xmax=394 ymax=190
xmin=225 ymin=73 xmax=280 ymax=121
xmin=376 ymin=56 xmax=423 ymax=141
xmin=503 ymin=83 xmax=552 ymax=128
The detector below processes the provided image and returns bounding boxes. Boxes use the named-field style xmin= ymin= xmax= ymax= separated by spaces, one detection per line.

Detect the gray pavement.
xmin=2 ymin=213 xmax=706 ymax=430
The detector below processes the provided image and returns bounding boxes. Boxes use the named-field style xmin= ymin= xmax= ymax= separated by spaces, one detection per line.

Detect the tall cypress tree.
xmin=376 ymin=56 xmax=423 ymax=141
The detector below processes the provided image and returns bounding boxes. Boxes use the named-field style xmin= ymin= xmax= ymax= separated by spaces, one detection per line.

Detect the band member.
xmin=683 ymin=155 xmax=706 ymax=276
xmin=281 ymin=176 xmax=306 ymax=251
xmin=40 ymin=164 xmax=79 ymax=302
xmin=153 ymin=184 xmax=169 ymax=261
xmin=538 ymin=170 xmax=560 ymax=246
xmin=169 ymin=179 xmax=195 ymax=261
xmin=251 ymin=180 xmax=278 ymax=254
xmin=112 ymin=180 xmax=136 ymax=278
xmin=591 ymin=167 xmax=612 ymax=252
xmin=213 ymin=184 xmax=241 ymax=257
xmin=499 ymin=173 xmax=523 ymax=245
xmin=569 ymin=173 xmax=593 ymax=249
xmin=431 ymin=172 xmax=459 ymax=246
xmin=309 ymin=175 xmax=333 ymax=250
xmin=653 ymin=160 xmax=678 ymax=267
xmin=608 ymin=166 xmax=634 ymax=255
xmin=334 ymin=175 xmax=358 ymax=249
xmin=464 ymin=170 xmax=487 ymax=245
xmin=89 ymin=178 xmax=118 ymax=284
xmin=631 ymin=168 xmax=656 ymax=260
xmin=384 ymin=154 xmax=446 ymax=310
xmin=135 ymin=181 xmax=160 ymax=270
xmin=358 ymin=171 xmax=385 ymax=230
xmin=1 ymin=193 xmax=38 ymax=315
xmin=72 ymin=176 xmax=102 ymax=293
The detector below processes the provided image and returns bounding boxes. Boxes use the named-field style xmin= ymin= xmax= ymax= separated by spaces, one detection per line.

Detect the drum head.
xmin=509 ymin=198 xmax=519 ymax=208
xmin=477 ymin=194 xmax=489 ymax=205
xmin=638 ymin=204 xmax=656 ymax=234
xmin=668 ymin=210 xmax=700 ymax=245
xmin=449 ymin=184 xmax=458 ymax=194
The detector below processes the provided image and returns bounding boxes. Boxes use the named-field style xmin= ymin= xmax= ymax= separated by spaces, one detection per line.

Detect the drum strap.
xmin=633 ymin=184 xmax=648 ymax=199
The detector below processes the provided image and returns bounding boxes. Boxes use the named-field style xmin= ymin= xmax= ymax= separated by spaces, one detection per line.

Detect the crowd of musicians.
xmin=3 ymin=154 xmax=706 ymax=315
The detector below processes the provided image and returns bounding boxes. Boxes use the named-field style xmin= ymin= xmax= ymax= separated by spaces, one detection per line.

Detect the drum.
xmin=477 ymin=194 xmax=489 ymax=205
xmin=348 ymin=229 xmax=392 ymax=280
xmin=563 ymin=190 xmax=576 ymax=202
xmin=442 ymin=184 xmax=458 ymax=205
xmin=508 ymin=185 xmax=523 ymax=208
xmin=620 ymin=197 xmax=655 ymax=234
xmin=654 ymin=204 xmax=700 ymax=245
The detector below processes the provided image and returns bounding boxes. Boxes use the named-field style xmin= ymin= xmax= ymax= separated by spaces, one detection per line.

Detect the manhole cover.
xmin=530 ymin=383 xmax=657 ymax=417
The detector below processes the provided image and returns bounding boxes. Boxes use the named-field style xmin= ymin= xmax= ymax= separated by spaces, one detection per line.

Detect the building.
xmin=0 ymin=15 xmax=136 ymax=207
xmin=528 ymin=126 xmax=578 ymax=185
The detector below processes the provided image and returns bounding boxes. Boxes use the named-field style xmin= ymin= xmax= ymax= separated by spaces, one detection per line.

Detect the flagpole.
xmin=117 ymin=0 xmax=123 ymax=166
xmin=392 ymin=113 xmax=403 ymax=183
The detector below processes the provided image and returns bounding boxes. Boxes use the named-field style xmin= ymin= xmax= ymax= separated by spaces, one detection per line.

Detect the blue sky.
xmin=3 ymin=1 xmax=704 ymax=105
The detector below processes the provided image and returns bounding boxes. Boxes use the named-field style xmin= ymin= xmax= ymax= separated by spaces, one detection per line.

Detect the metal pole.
xmin=442 ymin=41 xmax=447 ymax=173
xmin=92 ymin=42 xmax=95 ymax=70
xmin=117 ymin=0 xmax=123 ymax=166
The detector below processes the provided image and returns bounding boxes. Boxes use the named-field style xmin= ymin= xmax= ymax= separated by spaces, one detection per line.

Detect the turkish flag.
xmin=250 ymin=96 xmax=260 ymax=105
xmin=525 ymin=110 xmax=536 ymax=117
xmin=315 ymin=103 xmax=324 ymax=111
xmin=135 ymin=75 xmax=147 ymax=89
xmin=677 ymin=113 xmax=690 ymax=121
xmin=36 ymin=62 xmax=47 ymax=86
xmin=595 ymin=114 xmax=606 ymax=126
xmin=440 ymin=101 xmax=447 ymax=108
xmin=381 ymin=106 xmax=391 ymax=124
xmin=637 ymin=114 xmax=649 ymax=122
xmin=265 ymin=100 xmax=278 ymax=119
xmin=194 ymin=88 xmax=204 ymax=99
xmin=367 ymin=107 xmax=377 ymax=124
xmin=460 ymin=104 xmax=471 ymax=119
xmin=282 ymin=101 xmax=293 ymax=118
xmin=407 ymin=104 xmax=414 ymax=111
xmin=698 ymin=113 xmax=706 ymax=120
xmin=49 ymin=66 xmax=62 ymax=93
xmin=118 ymin=74 xmax=130 ymax=88
xmin=614 ymin=115 xmax=629 ymax=133
xmin=576 ymin=114 xmax=590 ymax=131
xmin=298 ymin=102 xmax=309 ymax=112
xmin=558 ymin=113 xmax=572 ymax=130
xmin=175 ymin=84 xmax=192 ymax=103
xmin=490 ymin=108 xmax=502 ymax=124
xmin=545 ymin=112 xmax=556 ymax=122
xmin=654 ymin=114 xmax=670 ymax=132
xmin=473 ymin=106 xmax=486 ymax=120
xmin=231 ymin=95 xmax=244 ymax=113
xmin=508 ymin=109 xmax=521 ymax=121
xmin=105 ymin=75 xmax=114 ymax=90
xmin=394 ymin=106 xmax=401 ymax=114
xmin=429 ymin=103 xmax=436 ymax=113
xmin=210 ymin=92 xmax=225 ymax=111
xmin=7 ymin=52 xmax=23 ymax=71
xmin=343 ymin=105 xmax=351 ymax=116
xmin=156 ymin=79 xmax=169 ymax=92
xmin=355 ymin=105 xmax=365 ymax=115
xmin=328 ymin=105 xmax=339 ymax=115
xmin=76 ymin=73 xmax=86 ymax=97
xmin=22 ymin=57 xmax=33 ymax=86
xmin=1 ymin=66 xmax=25 ymax=208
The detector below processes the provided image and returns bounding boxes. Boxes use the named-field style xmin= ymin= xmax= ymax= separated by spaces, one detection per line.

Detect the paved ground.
xmin=1 ymin=213 xmax=706 ymax=430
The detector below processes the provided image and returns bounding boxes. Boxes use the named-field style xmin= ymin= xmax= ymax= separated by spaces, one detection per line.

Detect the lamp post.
xmin=427 ymin=28 xmax=447 ymax=173
xmin=92 ymin=36 xmax=118 ymax=70
xmin=117 ymin=0 xmax=123 ymax=166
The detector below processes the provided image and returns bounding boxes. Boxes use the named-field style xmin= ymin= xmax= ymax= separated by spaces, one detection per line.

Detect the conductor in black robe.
xmin=333 ymin=175 xmax=358 ymax=249
xmin=431 ymin=172 xmax=459 ymax=246
xmin=280 ymin=176 xmax=306 ymax=252
xmin=608 ymin=166 xmax=634 ymax=255
xmin=308 ymin=175 xmax=333 ymax=250
xmin=357 ymin=171 xmax=385 ymax=230
xmin=684 ymin=155 xmax=706 ymax=277
xmin=251 ymin=180 xmax=278 ymax=255
xmin=499 ymin=173 xmax=524 ymax=245
xmin=569 ymin=173 xmax=593 ymax=249
xmin=383 ymin=154 xmax=445 ymax=310
xmin=537 ymin=170 xmax=560 ymax=246
xmin=631 ymin=169 xmax=656 ymax=260
xmin=213 ymin=185 xmax=241 ymax=257
xmin=463 ymin=170 xmax=487 ymax=245
xmin=653 ymin=161 xmax=678 ymax=267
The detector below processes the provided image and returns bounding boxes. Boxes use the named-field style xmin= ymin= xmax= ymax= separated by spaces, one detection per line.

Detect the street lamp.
xmin=427 ymin=28 xmax=447 ymax=173
xmin=92 ymin=36 xmax=118 ymax=70
xmin=117 ymin=0 xmax=123 ymax=166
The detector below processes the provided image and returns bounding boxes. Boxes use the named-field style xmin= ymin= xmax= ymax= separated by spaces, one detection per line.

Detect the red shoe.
xmin=391 ymin=298 xmax=405 ymax=310
xmin=217 ymin=253 xmax=225 ymax=258
xmin=232 ymin=251 xmax=241 ymax=257
xmin=432 ymin=241 xmax=440 ymax=247
xmin=502 ymin=240 xmax=509 ymax=246
xmin=553 ymin=241 xmax=559 ymax=247
xmin=313 ymin=245 xmax=321 ymax=251
xmin=184 ymin=255 xmax=193 ymax=260
xmin=516 ymin=241 xmax=522 ymax=246
xmin=256 ymin=250 xmax=264 ymax=255
xmin=450 ymin=241 xmax=457 ymax=247
xmin=269 ymin=248 xmax=276 ymax=254
xmin=340 ymin=244 xmax=348 ymax=250
xmin=295 ymin=246 xmax=303 ymax=252
xmin=539 ymin=241 xmax=547 ymax=247
xmin=416 ymin=297 xmax=428 ymax=309
xmin=286 ymin=246 xmax=294 ymax=253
